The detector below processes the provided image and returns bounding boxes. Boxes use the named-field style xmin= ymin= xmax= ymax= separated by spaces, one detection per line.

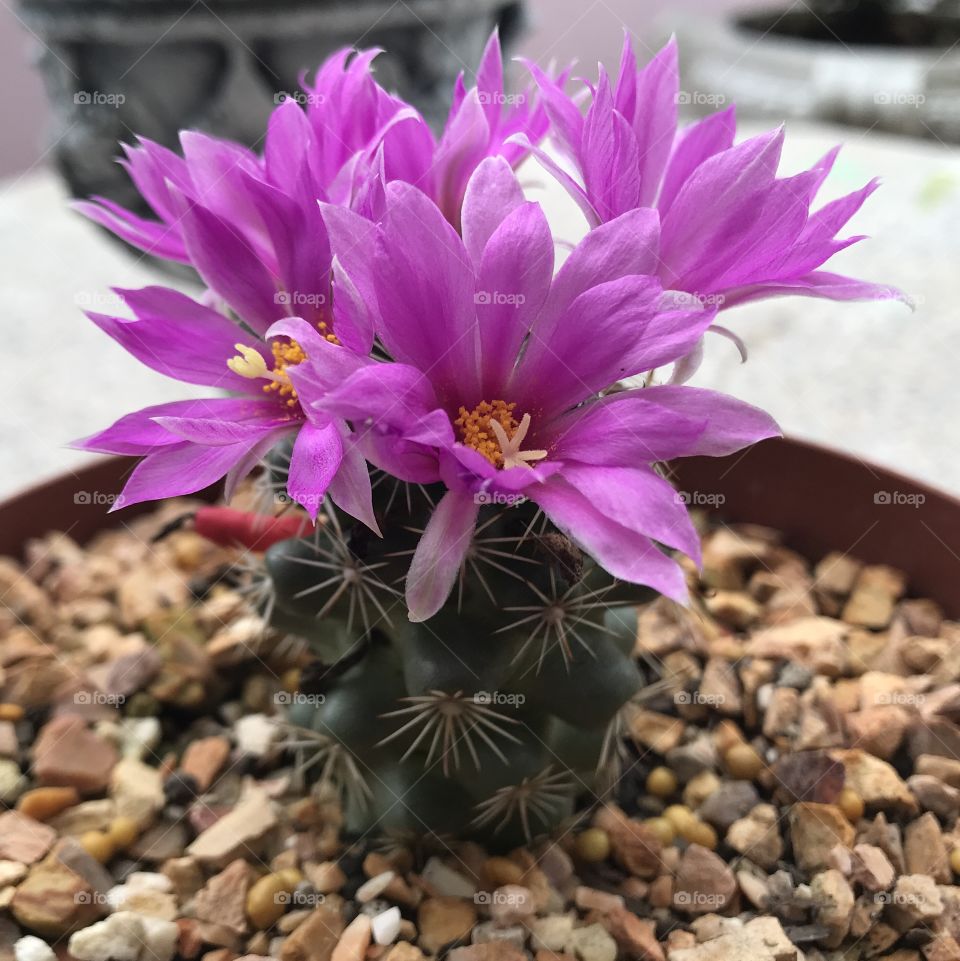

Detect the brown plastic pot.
xmin=3 ymin=438 xmax=959 ymax=616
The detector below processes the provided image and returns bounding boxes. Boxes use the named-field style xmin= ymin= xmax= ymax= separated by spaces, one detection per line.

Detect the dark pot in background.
xmin=675 ymin=1 xmax=960 ymax=143
xmin=5 ymin=437 xmax=960 ymax=617
xmin=16 ymin=0 xmax=524 ymax=221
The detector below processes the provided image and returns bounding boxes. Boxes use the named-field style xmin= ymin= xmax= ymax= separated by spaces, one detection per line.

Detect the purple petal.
xmin=658 ymin=106 xmax=736 ymax=217
xmin=581 ymin=70 xmax=641 ymax=221
xmin=87 ymin=286 xmax=266 ymax=390
xmin=287 ymin=420 xmax=343 ymax=520
xmin=327 ymin=428 xmax=379 ymax=534
xmin=475 ymin=201 xmax=555 ymax=397
xmin=659 ymin=128 xmax=784 ymax=290
xmin=406 ymin=490 xmax=479 ymax=621
xmin=319 ymin=362 xmax=439 ymax=432
xmin=71 ymin=400 xmax=218 ymax=455
xmin=461 ymin=156 xmax=526 ymax=264
xmin=532 ymin=476 xmax=688 ymax=601
xmin=172 ymin=191 xmax=280 ymax=335
xmin=721 ymin=271 xmax=910 ymax=308
xmin=114 ymin=433 xmax=285 ymax=511
xmin=514 ymin=275 xmax=665 ymax=417
xmin=73 ymin=199 xmax=189 ymax=263
xmin=375 ymin=182 xmax=479 ymax=401
xmin=562 ymin=463 xmax=701 ymax=563
xmin=628 ymin=38 xmax=679 ymax=206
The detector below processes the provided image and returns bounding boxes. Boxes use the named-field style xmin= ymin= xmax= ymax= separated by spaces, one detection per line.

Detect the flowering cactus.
xmin=75 ymin=31 xmax=900 ymax=845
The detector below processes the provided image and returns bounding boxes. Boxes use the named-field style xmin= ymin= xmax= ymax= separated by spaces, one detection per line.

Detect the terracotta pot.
xmin=4 ymin=437 xmax=959 ymax=615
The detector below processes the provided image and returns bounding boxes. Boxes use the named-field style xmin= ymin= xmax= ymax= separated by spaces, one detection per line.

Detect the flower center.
xmin=455 ymin=400 xmax=549 ymax=470
xmin=227 ymin=339 xmax=308 ymax=409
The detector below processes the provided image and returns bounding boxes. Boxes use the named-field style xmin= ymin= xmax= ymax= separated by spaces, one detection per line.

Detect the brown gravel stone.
xmin=850 ymin=844 xmax=896 ymax=892
xmin=195 ymin=859 xmax=253 ymax=935
xmin=16 ymin=786 xmax=80 ymax=822
xmin=0 ymin=812 xmax=57 ymax=864
xmin=187 ymin=788 xmax=278 ymax=867
xmin=831 ymin=748 xmax=918 ymax=814
xmin=593 ymin=806 xmax=662 ymax=879
xmin=32 ymin=715 xmax=119 ymax=793
xmin=846 ymin=706 xmax=911 ymax=759
xmin=11 ymin=858 xmax=104 ymax=937
xmin=788 ymin=803 xmax=855 ymax=874
xmin=417 ymin=898 xmax=477 ymax=954
xmin=904 ymin=813 xmax=951 ymax=882
xmin=280 ymin=904 xmax=345 ymax=961
xmin=811 ymin=869 xmax=855 ymax=948
xmin=600 ymin=907 xmax=664 ymax=961
xmin=672 ymin=845 xmax=737 ymax=916
xmin=181 ymin=736 xmax=232 ymax=792
xmin=725 ymin=804 xmax=783 ymax=870
xmin=447 ymin=945 xmax=527 ymax=961
xmin=331 ymin=914 xmax=372 ymax=961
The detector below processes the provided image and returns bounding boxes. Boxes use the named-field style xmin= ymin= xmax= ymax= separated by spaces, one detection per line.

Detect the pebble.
xmin=574 ymin=829 xmax=610 ymax=864
xmin=0 ymin=759 xmax=27 ymax=803
xmin=421 ymin=858 xmax=477 ymax=898
xmin=181 ymin=736 xmax=231 ymax=792
xmin=487 ymin=885 xmax=535 ymax=926
xmin=331 ymin=914 xmax=372 ymax=961
xmin=0 ymin=813 xmax=56 ymax=865
xmin=13 ymin=937 xmax=56 ymax=961
xmin=471 ymin=922 xmax=526 ymax=949
xmin=234 ymin=714 xmax=277 ymax=757
xmin=417 ymin=897 xmax=477 ymax=954
xmin=110 ymin=759 xmax=164 ymax=828
xmin=788 ymin=802 xmax=856 ymax=874
xmin=672 ymin=845 xmax=737 ymax=916
xmin=194 ymin=859 xmax=253 ymax=934
xmin=529 ymin=915 xmax=574 ymax=952
xmin=725 ymin=804 xmax=783 ymax=870
xmin=279 ymin=904 xmax=344 ymax=961
xmin=696 ymin=781 xmax=759 ymax=832
xmin=573 ymin=887 xmax=624 ymax=915
xmin=187 ymin=787 xmax=278 ymax=867
xmin=371 ymin=907 xmax=402 ymax=946
xmin=246 ymin=871 xmax=298 ymax=930
xmin=32 ymin=715 xmax=119 ymax=793
xmin=68 ymin=911 xmax=179 ymax=961
xmin=11 ymin=860 xmax=103 ymax=937
xmin=567 ymin=923 xmax=617 ymax=961
xmin=357 ymin=871 xmax=397 ymax=903
xmin=16 ymin=786 xmax=80 ymax=822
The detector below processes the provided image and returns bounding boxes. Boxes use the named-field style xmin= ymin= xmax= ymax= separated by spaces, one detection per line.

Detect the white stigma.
xmin=489 ymin=413 xmax=548 ymax=470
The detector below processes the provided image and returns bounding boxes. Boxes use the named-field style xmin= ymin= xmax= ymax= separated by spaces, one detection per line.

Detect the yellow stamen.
xmin=227 ymin=343 xmax=271 ymax=380
xmin=226 ymin=339 xmax=308 ymax=410
xmin=455 ymin=402 xmax=548 ymax=470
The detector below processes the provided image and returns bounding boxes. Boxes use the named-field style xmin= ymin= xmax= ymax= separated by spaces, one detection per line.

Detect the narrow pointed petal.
xmin=287 ymin=420 xmax=343 ymax=520
xmin=406 ymin=490 xmax=479 ymax=622
xmin=532 ymin=477 xmax=688 ymax=602
xmin=461 ymin=156 xmax=526 ymax=264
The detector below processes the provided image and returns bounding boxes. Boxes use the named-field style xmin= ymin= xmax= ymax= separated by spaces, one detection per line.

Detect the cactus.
xmin=249 ymin=440 xmax=656 ymax=848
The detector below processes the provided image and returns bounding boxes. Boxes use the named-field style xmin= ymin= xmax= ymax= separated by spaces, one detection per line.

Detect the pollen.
xmin=455 ymin=400 xmax=519 ymax=467
xmin=262 ymin=339 xmax=308 ymax=407
xmin=226 ymin=339 xmax=309 ymax=410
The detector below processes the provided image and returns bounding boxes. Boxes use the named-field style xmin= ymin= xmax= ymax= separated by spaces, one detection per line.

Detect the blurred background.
xmin=0 ymin=0 xmax=957 ymax=499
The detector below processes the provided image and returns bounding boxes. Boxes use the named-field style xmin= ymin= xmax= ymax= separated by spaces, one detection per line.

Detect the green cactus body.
xmin=259 ymin=448 xmax=655 ymax=846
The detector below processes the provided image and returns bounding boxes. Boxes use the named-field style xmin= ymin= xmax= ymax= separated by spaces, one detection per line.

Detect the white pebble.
xmin=14 ymin=936 xmax=56 ymax=961
xmin=420 ymin=857 xmax=477 ymax=898
xmin=356 ymin=870 xmax=395 ymax=903
xmin=68 ymin=912 xmax=178 ymax=961
xmin=371 ymin=906 xmax=402 ymax=946
xmin=235 ymin=713 xmax=277 ymax=756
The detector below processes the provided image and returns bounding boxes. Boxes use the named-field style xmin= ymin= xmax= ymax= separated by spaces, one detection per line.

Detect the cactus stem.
xmin=500 ymin=572 xmax=618 ymax=673
xmin=233 ymin=550 xmax=277 ymax=631
xmin=281 ymin=724 xmax=373 ymax=811
xmin=252 ymin=447 xmax=293 ymax=513
xmin=287 ymin=509 xmax=402 ymax=635
xmin=471 ymin=766 xmax=577 ymax=842
xmin=378 ymin=691 xmax=523 ymax=776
